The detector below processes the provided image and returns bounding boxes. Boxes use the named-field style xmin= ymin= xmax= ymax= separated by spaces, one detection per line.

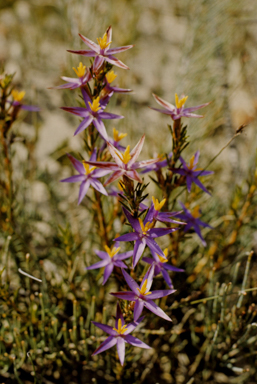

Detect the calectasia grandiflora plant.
xmin=54 ymin=26 xmax=213 ymax=366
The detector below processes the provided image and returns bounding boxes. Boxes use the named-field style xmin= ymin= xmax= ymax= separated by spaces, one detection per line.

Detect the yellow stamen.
xmin=115 ymin=145 xmax=131 ymax=165
xmin=88 ymin=97 xmax=101 ymax=112
xmin=137 ymin=279 xmax=151 ymax=296
xmin=82 ymin=161 xmax=96 ymax=175
xmin=106 ymin=70 xmax=117 ymax=84
xmin=122 ymin=146 xmax=131 ymax=164
xmin=97 ymin=32 xmax=112 ymax=50
xmin=73 ymin=62 xmax=86 ymax=78
xmin=113 ymin=128 xmax=127 ymax=142
xmin=175 ymin=93 xmax=188 ymax=109
xmin=157 ymin=248 xmax=168 ymax=263
xmin=138 ymin=218 xmax=154 ymax=235
xmin=192 ymin=206 xmax=201 ymax=218
xmin=152 ymin=196 xmax=166 ymax=211
xmin=104 ymin=245 xmax=120 ymax=258
xmin=157 ymin=153 xmax=165 ymax=161
xmin=12 ymin=90 xmax=25 ymax=102
xmin=189 ymin=155 xmax=195 ymax=169
xmin=113 ymin=318 xmax=128 ymax=334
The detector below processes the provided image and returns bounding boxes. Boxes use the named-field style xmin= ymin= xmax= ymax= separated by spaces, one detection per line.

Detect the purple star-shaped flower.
xmin=114 ymin=208 xmax=178 ymax=268
xmin=151 ymin=93 xmax=210 ymax=120
xmin=176 ymin=202 xmax=212 ymax=247
xmin=61 ymin=150 xmax=111 ymax=204
xmin=141 ymin=152 xmax=172 ymax=174
xmin=172 ymin=151 xmax=213 ymax=195
xmin=143 ymin=248 xmax=184 ymax=288
xmin=51 ymin=62 xmax=92 ymax=90
xmin=61 ymin=88 xmax=123 ymax=140
xmin=68 ymin=26 xmax=133 ymax=72
xmin=92 ymin=303 xmax=150 ymax=366
xmin=85 ymin=135 xmax=159 ymax=185
xmin=86 ymin=244 xmax=133 ymax=285
xmin=111 ymin=266 xmax=175 ymax=321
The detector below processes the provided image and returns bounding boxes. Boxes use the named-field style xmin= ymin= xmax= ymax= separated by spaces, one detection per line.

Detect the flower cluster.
xmin=55 ymin=26 xmax=213 ymax=366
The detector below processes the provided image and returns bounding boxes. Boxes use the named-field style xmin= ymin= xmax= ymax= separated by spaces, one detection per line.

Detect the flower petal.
xmin=132 ymin=158 xmax=159 ymax=170
xmin=67 ymin=49 xmax=98 ymax=57
xmin=114 ymin=250 xmax=134 ymax=261
xmin=107 ymin=142 xmax=124 ymax=168
xmin=103 ymin=262 xmax=114 ymax=285
xmin=116 ymin=337 xmax=126 ymax=366
xmin=78 ymin=33 xmax=100 ymax=53
xmin=93 ymin=118 xmax=108 ymax=141
xmin=92 ymin=335 xmax=117 ymax=356
xmin=141 ymin=264 xmax=154 ymax=292
xmin=104 ymin=170 xmax=124 ymax=186
xmin=144 ymin=299 xmax=172 ymax=321
xmin=105 ymin=55 xmax=130 ymax=70
xmin=122 ymin=269 xmax=140 ymax=294
xmin=134 ymin=300 xmax=145 ymax=321
xmin=125 ymin=169 xmax=143 ymax=183
xmin=99 ymin=112 xmax=124 ymax=120
xmin=122 ymin=208 xmax=141 ymax=232
xmin=128 ymin=135 xmax=145 ymax=167
xmin=94 ymin=250 xmax=110 ymax=260
xmin=61 ymin=175 xmax=85 ymax=183
xmin=110 ymin=291 xmax=137 ymax=301
xmin=183 ymin=102 xmax=210 ymax=113
xmin=93 ymin=55 xmax=105 ymax=71
xmin=107 ymin=45 xmax=134 ymax=54
xmin=161 ymin=269 xmax=173 ymax=288
xmin=78 ymin=179 xmax=90 ymax=204
xmin=147 ymin=289 xmax=175 ymax=300
xmin=92 ymin=322 xmax=116 ymax=336
xmin=114 ymin=232 xmax=139 ymax=242
xmin=86 ymin=259 xmax=109 ymax=270
xmin=74 ymin=116 xmax=94 ymax=135
xmin=115 ymin=302 xmax=125 ymax=327
xmin=152 ymin=94 xmax=175 ymax=111
xmin=125 ymin=334 xmax=151 ymax=349
xmin=149 ymin=227 xmax=178 ymax=238
xmin=90 ymin=178 xmax=108 ymax=196
xmin=133 ymin=238 xmax=146 ymax=267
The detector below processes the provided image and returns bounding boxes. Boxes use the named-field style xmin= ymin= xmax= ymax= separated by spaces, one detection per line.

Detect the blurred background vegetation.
xmin=1 ymin=0 xmax=257 ymax=383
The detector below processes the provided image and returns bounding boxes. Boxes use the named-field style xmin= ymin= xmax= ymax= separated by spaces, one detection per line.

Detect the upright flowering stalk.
xmin=92 ymin=303 xmax=150 ymax=366
xmin=1 ymin=75 xmax=39 ymax=231
xmin=55 ymin=26 xmax=214 ymax=369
